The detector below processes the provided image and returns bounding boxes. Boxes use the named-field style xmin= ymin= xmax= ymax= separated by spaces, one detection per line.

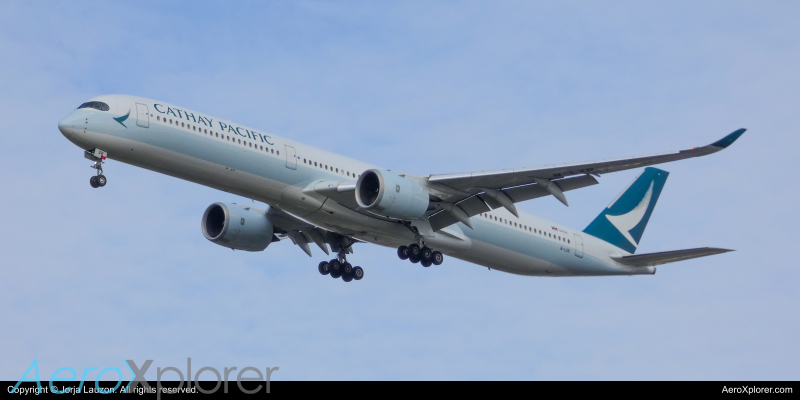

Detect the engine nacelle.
xmin=355 ymin=169 xmax=429 ymax=220
xmin=201 ymin=203 xmax=274 ymax=251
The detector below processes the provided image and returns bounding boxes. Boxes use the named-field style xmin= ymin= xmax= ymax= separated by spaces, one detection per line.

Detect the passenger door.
xmin=135 ymin=103 xmax=149 ymax=128
xmin=285 ymin=145 xmax=297 ymax=170
xmin=573 ymin=233 xmax=584 ymax=258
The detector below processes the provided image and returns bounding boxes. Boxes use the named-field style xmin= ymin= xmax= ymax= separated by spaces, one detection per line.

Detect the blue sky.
xmin=1 ymin=1 xmax=798 ymax=380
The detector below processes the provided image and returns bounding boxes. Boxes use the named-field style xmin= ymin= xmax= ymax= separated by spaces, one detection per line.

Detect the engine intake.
xmin=355 ymin=169 xmax=429 ymax=220
xmin=202 ymin=203 xmax=274 ymax=251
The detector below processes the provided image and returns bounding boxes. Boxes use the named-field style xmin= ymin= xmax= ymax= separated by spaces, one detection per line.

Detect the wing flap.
xmin=428 ymin=174 xmax=598 ymax=231
xmin=612 ymin=247 xmax=733 ymax=267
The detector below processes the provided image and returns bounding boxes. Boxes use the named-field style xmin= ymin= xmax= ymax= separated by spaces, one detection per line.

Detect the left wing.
xmin=267 ymin=207 xmax=356 ymax=257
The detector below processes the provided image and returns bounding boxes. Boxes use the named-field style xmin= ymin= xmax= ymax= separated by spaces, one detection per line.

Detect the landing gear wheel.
xmin=421 ymin=247 xmax=433 ymax=261
xmin=410 ymin=256 xmax=420 ymax=264
xmin=432 ymin=251 xmax=444 ymax=265
xmin=342 ymin=274 xmax=353 ymax=282
xmin=421 ymin=259 xmax=433 ymax=267
xmin=408 ymin=243 xmax=421 ymax=259
xmin=342 ymin=262 xmax=353 ymax=275
xmin=331 ymin=270 xmax=342 ymax=279
xmin=352 ymin=266 xmax=364 ymax=280
xmin=397 ymin=246 xmax=409 ymax=260
xmin=329 ymin=260 xmax=341 ymax=273
xmin=89 ymin=176 xmax=99 ymax=188
xmin=318 ymin=261 xmax=330 ymax=275
xmin=96 ymin=174 xmax=107 ymax=187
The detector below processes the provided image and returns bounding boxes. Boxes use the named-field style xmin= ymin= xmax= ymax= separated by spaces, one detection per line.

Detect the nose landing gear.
xmin=398 ymin=243 xmax=444 ymax=267
xmin=86 ymin=149 xmax=108 ymax=188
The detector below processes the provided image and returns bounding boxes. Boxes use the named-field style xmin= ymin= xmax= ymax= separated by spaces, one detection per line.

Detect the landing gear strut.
xmin=86 ymin=149 xmax=108 ymax=188
xmin=317 ymin=248 xmax=364 ymax=282
xmin=398 ymin=241 xmax=444 ymax=267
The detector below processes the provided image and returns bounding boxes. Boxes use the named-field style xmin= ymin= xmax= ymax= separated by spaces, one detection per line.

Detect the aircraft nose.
xmin=58 ymin=112 xmax=82 ymax=138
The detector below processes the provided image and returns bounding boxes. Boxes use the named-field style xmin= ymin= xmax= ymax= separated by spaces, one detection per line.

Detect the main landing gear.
xmin=86 ymin=149 xmax=108 ymax=189
xmin=397 ymin=243 xmax=444 ymax=268
xmin=317 ymin=252 xmax=364 ymax=283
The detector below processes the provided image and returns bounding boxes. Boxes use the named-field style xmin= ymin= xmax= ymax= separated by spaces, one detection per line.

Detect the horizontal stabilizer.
xmin=612 ymin=247 xmax=733 ymax=267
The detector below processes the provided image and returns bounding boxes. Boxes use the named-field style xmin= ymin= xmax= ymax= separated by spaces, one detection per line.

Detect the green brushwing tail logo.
xmin=583 ymin=167 xmax=669 ymax=253
xmin=113 ymin=109 xmax=130 ymax=128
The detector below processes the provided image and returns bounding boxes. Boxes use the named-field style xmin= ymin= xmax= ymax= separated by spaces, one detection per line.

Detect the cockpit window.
xmin=78 ymin=101 xmax=109 ymax=111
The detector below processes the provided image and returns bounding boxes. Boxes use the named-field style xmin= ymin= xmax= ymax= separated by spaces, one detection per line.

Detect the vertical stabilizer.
xmin=583 ymin=167 xmax=669 ymax=253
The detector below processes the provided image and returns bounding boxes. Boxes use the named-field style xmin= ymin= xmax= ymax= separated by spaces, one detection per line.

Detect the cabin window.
xmin=568 ymin=240 xmax=570 ymax=244
xmin=277 ymin=151 xmax=279 ymax=155
xmin=336 ymin=168 xmax=339 ymax=173
xmin=157 ymin=116 xmax=160 ymax=121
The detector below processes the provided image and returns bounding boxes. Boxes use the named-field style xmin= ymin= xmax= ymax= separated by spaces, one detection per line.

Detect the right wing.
xmin=611 ymin=247 xmax=733 ymax=267
xmin=425 ymin=129 xmax=746 ymax=231
xmin=428 ymin=129 xmax=746 ymax=193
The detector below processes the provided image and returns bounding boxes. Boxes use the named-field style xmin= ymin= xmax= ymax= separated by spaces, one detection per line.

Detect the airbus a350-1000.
xmin=58 ymin=95 xmax=744 ymax=282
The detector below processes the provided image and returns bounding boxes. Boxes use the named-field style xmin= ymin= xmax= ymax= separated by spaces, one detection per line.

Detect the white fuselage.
xmin=58 ymin=95 xmax=654 ymax=277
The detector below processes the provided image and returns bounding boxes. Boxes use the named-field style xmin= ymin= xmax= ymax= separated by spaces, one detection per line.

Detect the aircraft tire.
xmin=329 ymin=260 xmax=341 ymax=273
xmin=318 ymin=261 xmax=330 ymax=275
xmin=97 ymin=174 xmax=107 ymax=187
xmin=342 ymin=274 xmax=353 ymax=282
xmin=90 ymin=176 xmax=99 ymax=188
xmin=397 ymin=246 xmax=409 ymax=260
xmin=421 ymin=247 xmax=433 ymax=261
xmin=408 ymin=243 xmax=421 ymax=258
xmin=352 ymin=267 xmax=364 ymax=280
xmin=432 ymin=251 xmax=444 ymax=265
xmin=421 ymin=259 xmax=432 ymax=268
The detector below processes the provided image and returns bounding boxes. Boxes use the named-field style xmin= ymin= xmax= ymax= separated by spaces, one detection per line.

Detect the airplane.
xmin=57 ymin=95 xmax=744 ymax=282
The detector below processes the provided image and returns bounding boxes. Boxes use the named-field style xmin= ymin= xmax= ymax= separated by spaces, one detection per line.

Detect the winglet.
xmin=710 ymin=128 xmax=746 ymax=149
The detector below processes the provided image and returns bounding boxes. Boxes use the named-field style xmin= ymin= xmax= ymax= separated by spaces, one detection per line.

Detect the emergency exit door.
xmin=135 ymin=103 xmax=149 ymax=128
xmin=285 ymin=145 xmax=297 ymax=170
xmin=573 ymin=233 xmax=584 ymax=258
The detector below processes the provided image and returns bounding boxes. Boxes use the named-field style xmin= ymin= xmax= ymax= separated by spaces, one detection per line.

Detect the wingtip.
xmin=711 ymin=128 xmax=746 ymax=149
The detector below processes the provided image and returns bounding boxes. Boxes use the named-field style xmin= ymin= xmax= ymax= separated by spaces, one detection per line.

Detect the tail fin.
xmin=583 ymin=167 xmax=669 ymax=253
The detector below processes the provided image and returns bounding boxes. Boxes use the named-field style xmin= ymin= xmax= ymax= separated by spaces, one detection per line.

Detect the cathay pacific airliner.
xmin=58 ymin=95 xmax=744 ymax=282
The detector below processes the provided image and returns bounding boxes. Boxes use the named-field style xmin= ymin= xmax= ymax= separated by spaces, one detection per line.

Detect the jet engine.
xmin=355 ymin=169 xmax=429 ymax=220
xmin=201 ymin=203 xmax=274 ymax=251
